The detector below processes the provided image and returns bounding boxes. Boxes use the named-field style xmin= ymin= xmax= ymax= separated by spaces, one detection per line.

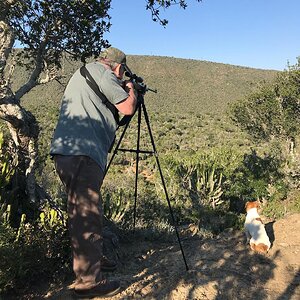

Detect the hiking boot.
xmin=69 ymin=257 xmax=117 ymax=291
xmin=74 ymin=279 xmax=121 ymax=298
xmin=101 ymin=255 xmax=117 ymax=272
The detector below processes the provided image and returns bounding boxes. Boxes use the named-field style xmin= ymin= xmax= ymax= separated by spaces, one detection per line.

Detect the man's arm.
xmin=115 ymin=81 xmax=137 ymax=115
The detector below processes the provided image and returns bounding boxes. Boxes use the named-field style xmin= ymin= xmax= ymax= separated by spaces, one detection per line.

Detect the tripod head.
xmin=123 ymin=64 xmax=157 ymax=95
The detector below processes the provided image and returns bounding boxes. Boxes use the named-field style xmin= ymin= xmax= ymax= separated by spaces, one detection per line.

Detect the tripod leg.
xmin=105 ymin=119 xmax=131 ymax=178
xmin=141 ymin=102 xmax=189 ymax=271
xmin=133 ymin=105 xmax=142 ymax=229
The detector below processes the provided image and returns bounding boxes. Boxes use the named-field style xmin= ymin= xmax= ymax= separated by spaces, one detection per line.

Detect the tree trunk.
xmin=1 ymin=13 xmax=39 ymax=218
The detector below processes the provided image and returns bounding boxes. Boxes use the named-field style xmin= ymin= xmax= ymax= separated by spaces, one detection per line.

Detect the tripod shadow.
xmin=276 ymin=268 xmax=300 ymax=300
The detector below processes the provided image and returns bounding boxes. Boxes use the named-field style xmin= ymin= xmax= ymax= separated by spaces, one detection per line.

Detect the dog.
xmin=244 ymin=200 xmax=271 ymax=253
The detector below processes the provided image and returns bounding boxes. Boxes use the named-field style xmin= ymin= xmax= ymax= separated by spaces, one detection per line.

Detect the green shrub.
xmin=0 ymin=206 xmax=70 ymax=294
xmin=231 ymin=59 xmax=300 ymax=189
xmin=262 ymin=199 xmax=287 ymax=219
xmin=0 ymin=132 xmax=17 ymax=204
xmin=103 ymin=187 xmax=131 ymax=224
xmin=197 ymin=207 xmax=245 ymax=234
xmin=263 ymin=190 xmax=300 ymax=219
xmin=158 ymin=148 xmax=241 ymax=211
xmin=226 ymin=148 xmax=287 ymax=202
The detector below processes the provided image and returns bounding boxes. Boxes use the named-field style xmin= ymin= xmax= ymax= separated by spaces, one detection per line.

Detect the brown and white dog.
xmin=244 ymin=201 xmax=271 ymax=253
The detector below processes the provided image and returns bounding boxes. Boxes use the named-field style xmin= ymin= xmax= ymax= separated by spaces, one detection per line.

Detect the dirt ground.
xmin=29 ymin=213 xmax=300 ymax=299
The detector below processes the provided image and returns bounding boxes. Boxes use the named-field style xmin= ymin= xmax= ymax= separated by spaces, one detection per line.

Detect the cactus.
xmin=0 ymin=132 xmax=16 ymax=193
xmin=15 ymin=214 xmax=26 ymax=241
xmin=196 ymin=164 xmax=224 ymax=209
xmin=104 ymin=188 xmax=130 ymax=223
xmin=2 ymin=204 xmax=11 ymax=224
xmin=39 ymin=209 xmax=63 ymax=229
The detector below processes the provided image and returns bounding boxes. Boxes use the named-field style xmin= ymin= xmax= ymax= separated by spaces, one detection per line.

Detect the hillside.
xmin=125 ymin=56 xmax=278 ymax=115
xmin=7 ymin=54 xmax=278 ymax=160
xmin=12 ymin=54 xmax=278 ymax=117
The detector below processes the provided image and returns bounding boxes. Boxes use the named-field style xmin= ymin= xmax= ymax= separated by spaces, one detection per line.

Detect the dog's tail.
xmin=250 ymin=243 xmax=269 ymax=253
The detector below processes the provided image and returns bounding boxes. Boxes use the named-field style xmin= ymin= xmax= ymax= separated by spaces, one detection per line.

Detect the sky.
xmin=104 ymin=0 xmax=300 ymax=71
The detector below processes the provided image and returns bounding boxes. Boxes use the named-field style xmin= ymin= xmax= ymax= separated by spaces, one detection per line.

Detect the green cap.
xmin=99 ymin=47 xmax=126 ymax=65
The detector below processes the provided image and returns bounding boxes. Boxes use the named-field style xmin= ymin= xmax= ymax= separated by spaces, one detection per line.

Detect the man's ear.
xmin=113 ymin=64 xmax=124 ymax=79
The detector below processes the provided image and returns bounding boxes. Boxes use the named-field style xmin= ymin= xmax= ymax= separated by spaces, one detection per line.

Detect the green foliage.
xmin=231 ymin=58 xmax=300 ymax=142
xmin=231 ymin=59 xmax=300 ymax=193
xmin=146 ymin=0 xmax=202 ymax=26
xmin=0 ymin=132 xmax=16 ymax=191
xmin=103 ymin=187 xmax=131 ymax=224
xmin=262 ymin=199 xmax=287 ymax=219
xmin=263 ymin=189 xmax=300 ymax=219
xmin=227 ymin=148 xmax=287 ymax=202
xmin=195 ymin=165 xmax=224 ymax=209
xmin=0 ymin=132 xmax=17 ymax=208
xmin=134 ymin=185 xmax=176 ymax=229
xmin=0 ymin=206 xmax=70 ymax=294
xmin=157 ymin=148 xmax=239 ymax=216
xmin=197 ymin=207 xmax=245 ymax=234
xmin=155 ymin=145 xmax=288 ymax=222
xmin=232 ymin=85 xmax=282 ymax=140
xmin=8 ymin=0 xmax=111 ymax=65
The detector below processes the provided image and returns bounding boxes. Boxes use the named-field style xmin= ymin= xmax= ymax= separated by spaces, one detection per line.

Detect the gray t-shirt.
xmin=50 ymin=61 xmax=128 ymax=171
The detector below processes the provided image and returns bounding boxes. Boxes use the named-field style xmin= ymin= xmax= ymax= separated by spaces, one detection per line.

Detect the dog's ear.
xmin=260 ymin=197 xmax=267 ymax=207
xmin=255 ymin=199 xmax=261 ymax=208
xmin=245 ymin=201 xmax=249 ymax=210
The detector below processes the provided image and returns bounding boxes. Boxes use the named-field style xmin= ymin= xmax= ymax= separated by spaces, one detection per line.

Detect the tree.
xmin=146 ymin=0 xmax=202 ymax=26
xmin=232 ymin=58 xmax=300 ymax=147
xmin=231 ymin=58 xmax=300 ymax=183
xmin=0 ymin=0 xmax=201 ymax=218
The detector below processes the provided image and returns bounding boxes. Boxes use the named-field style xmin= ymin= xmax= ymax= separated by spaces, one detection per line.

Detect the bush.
xmin=231 ymin=59 xmax=300 ymax=142
xmin=263 ymin=189 xmax=300 ymax=219
xmin=0 ymin=206 xmax=71 ymax=294
xmin=0 ymin=132 xmax=17 ymax=206
xmin=226 ymin=148 xmax=287 ymax=203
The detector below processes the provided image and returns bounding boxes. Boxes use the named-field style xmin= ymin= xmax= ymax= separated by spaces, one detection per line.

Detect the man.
xmin=50 ymin=47 xmax=137 ymax=298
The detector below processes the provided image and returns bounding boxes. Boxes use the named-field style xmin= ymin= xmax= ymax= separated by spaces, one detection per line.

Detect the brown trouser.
xmin=53 ymin=154 xmax=104 ymax=289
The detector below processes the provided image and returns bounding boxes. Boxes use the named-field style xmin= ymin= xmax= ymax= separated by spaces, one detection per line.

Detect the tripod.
xmin=104 ymin=89 xmax=189 ymax=271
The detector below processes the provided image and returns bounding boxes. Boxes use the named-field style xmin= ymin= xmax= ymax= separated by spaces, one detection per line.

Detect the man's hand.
xmin=116 ymin=80 xmax=137 ymax=115
xmin=123 ymin=80 xmax=135 ymax=93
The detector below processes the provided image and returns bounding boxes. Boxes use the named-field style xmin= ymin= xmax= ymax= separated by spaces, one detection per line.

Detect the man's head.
xmin=99 ymin=46 xmax=127 ymax=79
xmin=99 ymin=47 xmax=126 ymax=65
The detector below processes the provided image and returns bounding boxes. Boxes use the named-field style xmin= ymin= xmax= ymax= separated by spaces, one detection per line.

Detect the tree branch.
xmin=14 ymin=43 xmax=46 ymax=100
xmin=0 ymin=18 xmax=15 ymax=103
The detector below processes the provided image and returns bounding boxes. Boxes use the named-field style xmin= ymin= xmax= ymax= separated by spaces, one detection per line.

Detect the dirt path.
xmin=39 ymin=213 xmax=300 ymax=299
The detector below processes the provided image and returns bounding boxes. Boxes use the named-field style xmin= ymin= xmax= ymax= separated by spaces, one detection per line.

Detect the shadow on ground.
xmin=41 ymin=214 xmax=300 ymax=300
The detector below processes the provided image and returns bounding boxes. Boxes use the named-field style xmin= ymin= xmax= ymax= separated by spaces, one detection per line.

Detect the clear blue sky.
xmin=105 ymin=0 xmax=300 ymax=71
